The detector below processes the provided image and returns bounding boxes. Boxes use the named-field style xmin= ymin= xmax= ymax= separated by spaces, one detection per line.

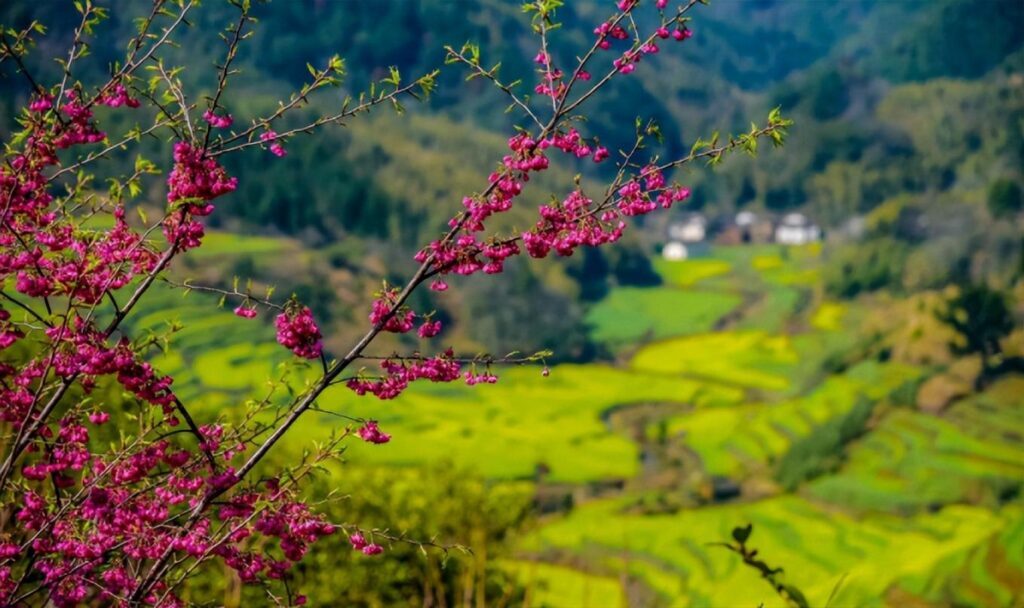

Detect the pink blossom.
xmin=418 ymin=320 xmax=442 ymax=338
xmin=275 ymin=306 xmax=323 ymax=359
xmin=88 ymin=411 xmax=110 ymax=425
xmin=349 ymin=532 xmax=367 ymax=550
xmin=346 ymin=351 xmax=461 ymax=400
xmin=28 ymin=94 xmax=53 ymax=113
xmin=673 ymin=27 xmax=693 ymax=41
xmin=357 ymin=420 xmax=391 ymax=444
xmin=234 ymin=305 xmax=258 ymax=319
xmin=361 ymin=544 xmax=384 ymax=556
xmin=100 ymin=83 xmax=140 ymax=108
xmin=369 ymin=291 xmax=416 ymax=333
xmin=261 ymin=130 xmax=287 ymax=157
xmin=203 ymin=110 xmax=233 ymax=129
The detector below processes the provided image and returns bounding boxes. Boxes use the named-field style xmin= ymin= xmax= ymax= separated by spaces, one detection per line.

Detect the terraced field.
xmin=809 ymin=376 xmax=1024 ymax=513
xmin=143 ymin=238 xmax=1024 ymax=606
xmin=665 ymin=360 xmax=921 ymax=478
xmin=521 ymin=497 xmax=1022 ymax=607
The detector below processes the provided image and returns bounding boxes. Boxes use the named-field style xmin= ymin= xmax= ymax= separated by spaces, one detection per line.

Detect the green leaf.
xmin=731 ymin=524 xmax=752 ymax=544
xmin=783 ymin=585 xmax=810 ymax=608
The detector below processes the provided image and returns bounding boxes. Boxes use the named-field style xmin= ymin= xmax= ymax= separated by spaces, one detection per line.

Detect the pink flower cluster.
xmin=164 ymin=141 xmax=238 ymax=251
xmin=418 ymin=319 xmax=442 ymax=338
xmin=13 ymin=438 xmax=196 ymax=605
xmin=100 ymin=83 xmax=140 ymax=108
xmin=234 ymin=304 xmax=258 ymax=318
xmin=357 ymin=420 xmax=391 ymax=444
xmin=349 ymin=532 xmax=384 ymax=556
xmin=0 ymin=1 xmax=722 ymax=601
xmin=6 ymin=401 xmax=336 ymax=605
xmin=260 ymin=130 xmax=287 ymax=157
xmin=366 ymin=289 xmax=443 ymax=339
xmin=275 ymin=305 xmax=323 ymax=359
xmin=594 ymin=21 xmax=629 ymax=51
xmin=166 ymin=142 xmax=239 ymax=204
xmin=53 ymin=91 xmax=107 ymax=149
xmin=203 ymin=109 xmax=234 ymax=129
xmin=464 ymin=370 xmax=498 ymax=385
xmin=252 ymin=501 xmax=336 ymax=563
xmin=534 ymin=55 xmax=567 ymax=100
xmin=523 ymin=190 xmax=625 ymax=258
xmin=369 ymin=289 xmax=416 ymax=333
xmin=413 ymin=132 xmax=551 ymax=278
xmin=20 ymin=417 xmax=90 ymax=485
xmin=594 ymin=4 xmax=693 ymax=74
xmin=346 ymin=350 xmax=462 ymax=400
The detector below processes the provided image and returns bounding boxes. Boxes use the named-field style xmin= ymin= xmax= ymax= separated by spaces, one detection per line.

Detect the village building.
xmin=774 ymin=212 xmax=821 ymax=245
xmin=668 ymin=214 xmax=707 ymax=243
xmin=663 ymin=214 xmax=709 ymax=260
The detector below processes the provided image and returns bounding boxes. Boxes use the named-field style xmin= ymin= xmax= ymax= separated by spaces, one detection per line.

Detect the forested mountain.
xmin=1 ymin=0 xmax=1022 ymax=355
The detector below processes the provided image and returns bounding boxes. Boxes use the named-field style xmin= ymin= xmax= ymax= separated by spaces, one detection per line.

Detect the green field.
xmin=147 ymin=242 xmax=1024 ymax=606
xmin=312 ymin=364 xmax=744 ymax=483
xmin=585 ymin=287 xmax=741 ymax=346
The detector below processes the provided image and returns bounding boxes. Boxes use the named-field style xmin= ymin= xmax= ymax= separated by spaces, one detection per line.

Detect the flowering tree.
xmin=0 ymin=0 xmax=790 ymax=605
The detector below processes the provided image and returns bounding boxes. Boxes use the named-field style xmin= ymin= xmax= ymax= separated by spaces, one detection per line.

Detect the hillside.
xmin=1 ymin=0 xmax=1022 ymax=605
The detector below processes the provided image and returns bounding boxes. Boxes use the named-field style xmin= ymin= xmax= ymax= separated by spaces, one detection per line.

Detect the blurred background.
xmin=2 ymin=0 xmax=1023 ymax=605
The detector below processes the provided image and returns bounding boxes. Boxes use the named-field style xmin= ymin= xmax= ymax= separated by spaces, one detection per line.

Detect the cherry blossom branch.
xmin=85 ymin=0 xmax=192 ymax=109
xmin=47 ymin=113 xmax=179 ymax=182
xmin=128 ymin=3 xmax=727 ymax=594
xmin=209 ymin=72 xmax=438 ymax=157
xmin=444 ymin=45 xmax=543 ymax=129
xmin=164 ymin=278 xmax=286 ymax=311
xmin=0 ymin=25 xmax=46 ymax=95
xmin=201 ymin=1 xmax=252 ymax=151
xmin=0 ymin=290 xmax=50 ymax=326
xmin=560 ymin=0 xmax=699 ymax=117
xmin=356 ymin=351 xmax=550 ymax=366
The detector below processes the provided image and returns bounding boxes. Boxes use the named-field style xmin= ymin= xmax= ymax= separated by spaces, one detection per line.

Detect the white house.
xmin=662 ymin=241 xmax=689 ymax=260
xmin=735 ymin=210 xmax=757 ymax=227
xmin=668 ymin=214 xmax=707 ymax=243
xmin=774 ymin=212 xmax=821 ymax=245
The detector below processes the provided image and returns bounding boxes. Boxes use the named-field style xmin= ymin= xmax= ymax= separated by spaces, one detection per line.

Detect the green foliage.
xmin=775 ymin=395 xmax=874 ymax=491
xmin=464 ymin=258 xmax=597 ymax=362
xmin=988 ymin=178 xmax=1023 ymax=217
xmin=824 ymin=237 xmax=909 ymax=298
xmin=241 ymin=465 xmax=533 ymax=607
xmin=610 ymin=247 xmax=662 ymax=288
xmin=565 ymin=247 xmax=610 ymax=302
xmin=938 ymin=285 xmax=1015 ymax=369
xmin=876 ymin=0 xmax=1024 ymax=82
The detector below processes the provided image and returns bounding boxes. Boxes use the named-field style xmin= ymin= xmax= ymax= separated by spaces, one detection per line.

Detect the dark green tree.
xmin=938 ymin=285 xmax=1015 ymax=376
xmin=987 ymin=178 xmax=1023 ymax=217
